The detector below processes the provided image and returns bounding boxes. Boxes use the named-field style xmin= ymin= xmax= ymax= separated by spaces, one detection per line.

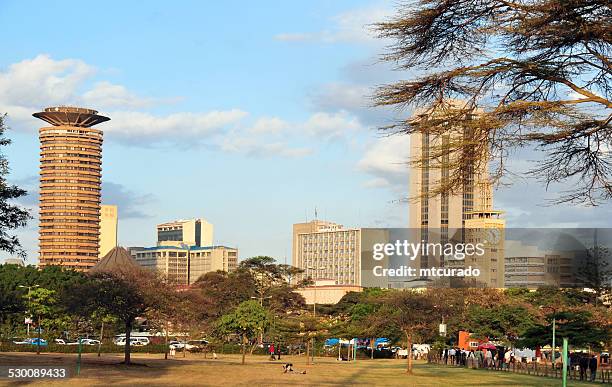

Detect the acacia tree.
xmin=374 ymin=0 xmax=611 ymax=205
xmin=68 ymin=267 xmax=170 ymax=365
xmin=0 ymin=114 xmax=31 ymax=255
xmin=216 ymin=300 xmax=269 ymax=365
xmin=369 ymin=290 xmax=444 ymax=374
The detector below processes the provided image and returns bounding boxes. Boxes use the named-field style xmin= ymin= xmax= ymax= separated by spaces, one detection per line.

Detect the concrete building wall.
xmin=157 ymin=218 xmax=214 ymax=247
xmin=297 ymin=281 xmax=363 ymax=305
xmin=293 ymin=221 xmax=361 ymax=286
xmin=99 ymin=204 xmax=118 ymax=258
xmin=408 ymin=103 xmax=505 ymax=286
xmin=134 ymin=245 xmax=237 ymax=285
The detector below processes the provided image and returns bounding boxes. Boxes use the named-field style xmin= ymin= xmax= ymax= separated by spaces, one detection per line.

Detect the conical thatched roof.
xmin=90 ymin=246 xmax=140 ymax=274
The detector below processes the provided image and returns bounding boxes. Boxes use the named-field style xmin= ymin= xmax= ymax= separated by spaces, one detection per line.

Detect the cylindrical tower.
xmin=33 ymin=106 xmax=109 ymax=271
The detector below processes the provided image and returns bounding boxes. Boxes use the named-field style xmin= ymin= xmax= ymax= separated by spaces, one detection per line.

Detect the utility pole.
xmin=540 ymin=305 xmax=558 ymax=366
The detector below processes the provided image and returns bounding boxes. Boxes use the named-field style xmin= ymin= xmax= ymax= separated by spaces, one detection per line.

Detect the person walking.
xmin=485 ymin=350 xmax=493 ymax=368
xmin=579 ymin=355 xmax=588 ymax=381
xmin=589 ymin=354 xmax=598 ymax=382
xmin=449 ymin=348 xmax=456 ymax=365
xmin=504 ymin=349 xmax=512 ymax=371
xmin=269 ymin=343 xmax=276 ymax=360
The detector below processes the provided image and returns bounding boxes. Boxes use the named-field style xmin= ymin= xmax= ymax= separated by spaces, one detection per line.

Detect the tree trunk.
xmin=124 ymin=320 xmax=132 ymax=365
xmin=97 ymin=322 xmax=104 ymax=357
xmin=164 ymin=321 xmax=169 ymax=360
xmin=306 ymin=338 xmax=311 ymax=365
xmin=371 ymin=338 xmax=375 ymax=359
xmin=36 ymin=315 xmax=41 ymax=355
xmin=405 ymin=330 xmax=413 ymax=374
xmin=241 ymin=333 xmax=247 ymax=365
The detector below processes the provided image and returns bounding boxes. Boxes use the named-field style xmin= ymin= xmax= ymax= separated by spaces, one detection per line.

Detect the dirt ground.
xmin=0 ymin=352 xmax=598 ymax=386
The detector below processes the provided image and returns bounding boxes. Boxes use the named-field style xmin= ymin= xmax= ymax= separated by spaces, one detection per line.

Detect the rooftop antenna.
xmin=315 ymin=207 xmax=318 ymax=220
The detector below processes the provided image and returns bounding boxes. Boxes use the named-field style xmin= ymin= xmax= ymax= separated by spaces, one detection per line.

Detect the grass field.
xmin=0 ymin=352 xmax=599 ymax=386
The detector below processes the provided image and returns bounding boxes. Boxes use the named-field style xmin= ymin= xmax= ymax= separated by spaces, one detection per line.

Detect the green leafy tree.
xmin=518 ymin=310 xmax=610 ymax=350
xmin=465 ymin=303 xmax=537 ymax=345
xmin=194 ymin=270 xmax=257 ymax=319
xmin=374 ymin=0 xmax=611 ymax=205
xmin=0 ymin=115 xmax=31 ymax=256
xmin=0 ymin=265 xmax=86 ymax=338
xmin=216 ymin=300 xmax=269 ymax=365
xmin=368 ymin=290 xmax=444 ymax=374
xmin=25 ymin=287 xmax=56 ymax=354
xmin=67 ymin=267 xmax=168 ymax=365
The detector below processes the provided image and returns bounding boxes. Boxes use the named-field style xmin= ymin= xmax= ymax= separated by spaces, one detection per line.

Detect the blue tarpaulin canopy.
xmin=325 ymin=338 xmax=340 ymax=346
xmin=375 ymin=338 xmax=390 ymax=345
xmin=325 ymin=338 xmax=390 ymax=347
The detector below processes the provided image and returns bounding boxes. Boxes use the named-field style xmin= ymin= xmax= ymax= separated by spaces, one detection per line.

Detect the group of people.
xmin=575 ymin=353 xmax=601 ymax=382
xmin=440 ymin=347 xmax=498 ymax=368
xmin=268 ymin=343 xmax=282 ymax=361
xmin=439 ymin=347 xmax=605 ymax=382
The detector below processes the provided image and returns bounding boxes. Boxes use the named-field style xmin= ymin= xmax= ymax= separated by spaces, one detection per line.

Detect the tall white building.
xmin=408 ymin=102 xmax=505 ymax=286
xmin=292 ymin=220 xmax=361 ymax=286
xmin=156 ymin=218 xmax=213 ymax=247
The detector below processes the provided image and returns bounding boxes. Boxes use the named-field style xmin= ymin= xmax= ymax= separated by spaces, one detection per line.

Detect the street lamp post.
xmin=307 ymin=265 xmax=326 ymax=364
xmin=540 ymin=306 xmax=558 ymax=367
xmin=306 ymin=266 xmax=327 ymax=318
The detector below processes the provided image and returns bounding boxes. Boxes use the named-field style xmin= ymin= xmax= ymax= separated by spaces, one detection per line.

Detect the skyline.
xmin=0 ymin=0 xmax=610 ymax=265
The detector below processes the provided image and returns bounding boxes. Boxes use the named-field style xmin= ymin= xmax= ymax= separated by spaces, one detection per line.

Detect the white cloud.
xmin=248 ymin=117 xmax=289 ymax=135
xmin=0 ymin=54 xmax=364 ymax=159
xmin=221 ymin=136 xmax=313 ymax=158
xmin=82 ymin=81 xmax=164 ymax=109
xmin=274 ymin=5 xmax=392 ymax=44
xmin=357 ymin=135 xmax=410 ymax=189
xmin=314 ymin=83 xmax=371 ymax=111
xmin=0 ymin=54 xmax=94 ymax=108
xmin=104 ymin=109 xmax=248 ymax=141
xmin=274 ymin=33 xmax=312 ymax=42
xmin=363 ymin=177 xmax=391 ymax=188
xmin=302 ymin=111 xmax=364 ymax=139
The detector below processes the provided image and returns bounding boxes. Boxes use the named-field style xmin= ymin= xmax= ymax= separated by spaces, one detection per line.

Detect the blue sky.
xmin=0 ymin=0 xmax=609 ymax=264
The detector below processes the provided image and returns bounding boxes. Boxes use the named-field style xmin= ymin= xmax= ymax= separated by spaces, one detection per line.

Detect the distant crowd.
xmin=438 ymin=347 xmax=608 ymax=382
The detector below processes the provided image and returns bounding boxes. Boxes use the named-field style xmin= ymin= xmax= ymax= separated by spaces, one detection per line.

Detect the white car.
xmin=67 ymin=339 xmax=100 ymax=346
xmin=115 ymin=337 xmax=150 ymax=346
xmin=169 ymin=339 xmax=208 ymax=352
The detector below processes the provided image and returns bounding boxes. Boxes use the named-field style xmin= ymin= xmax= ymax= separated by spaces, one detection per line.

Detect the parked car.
xmin=115 ymin=337 xmax=150 ymax=346
xmin=54 ymin=338 xmax=66 ymax=345
xmin=67 ymin=339 xmax=100 ymax=346
xmin=170 ymin=339 xmax=208 ymax=352
xmin=14 ymin=338 xmax=48 ymax=346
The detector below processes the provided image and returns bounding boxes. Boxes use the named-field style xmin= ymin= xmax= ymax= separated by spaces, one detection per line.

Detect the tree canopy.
xmin=374 ymin=0 xmax=612 ymax=205
xmin=0 ymin=114 xmax=31 ymax=256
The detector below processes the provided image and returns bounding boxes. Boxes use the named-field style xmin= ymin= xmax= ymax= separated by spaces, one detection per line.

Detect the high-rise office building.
xmin=292 ymin=220 xmax=361 ymax=286
xmin=156 ymin=218 xmax=213 ymax=247
xmin=133 ymin=217 xmax=235 ymax=285
xmin=34 ymin=107 xmax=108 ymax=271
xmin=133 ymin=245 xmax=238 ymax=285
xmin=408 ymin=102 xmax=505 ymax=287
xmin=99 ymin=204 xmax=118 ymax=258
